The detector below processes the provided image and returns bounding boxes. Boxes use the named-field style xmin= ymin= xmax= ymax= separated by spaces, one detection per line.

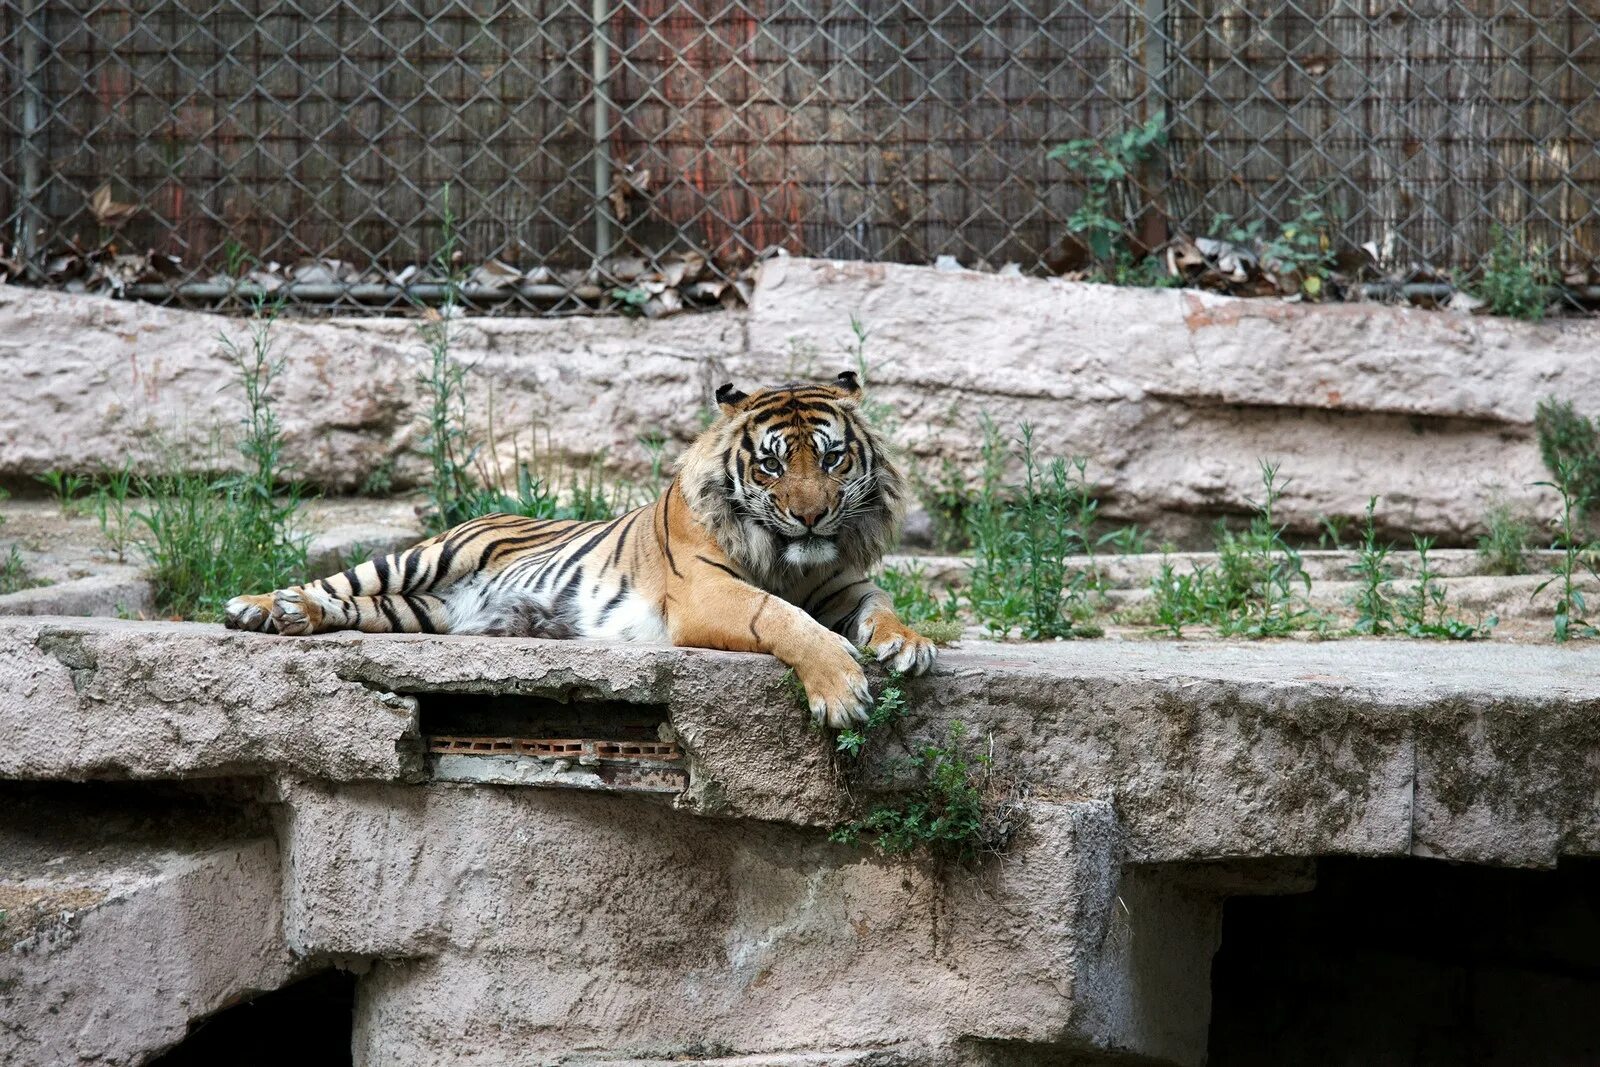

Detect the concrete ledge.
xmin=4 ymin=617 xmax=1598 ymax=867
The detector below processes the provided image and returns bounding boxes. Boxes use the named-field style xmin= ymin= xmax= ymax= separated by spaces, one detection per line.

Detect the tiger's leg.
xmin=668 ymin=562 xmax=871 ymax=728
xmin=225 ymin=538 xmax=452 ymax=636
xmin=805 ymin=572 xmax=937 ymax=676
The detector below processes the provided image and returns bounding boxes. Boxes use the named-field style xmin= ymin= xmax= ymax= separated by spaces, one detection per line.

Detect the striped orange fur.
xmin=224 ymin=371 xmax=934 ymax=726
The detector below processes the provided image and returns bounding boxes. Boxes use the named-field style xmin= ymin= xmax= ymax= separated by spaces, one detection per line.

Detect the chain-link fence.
xmin=2 ymin=0 xmax=1597 ymax=315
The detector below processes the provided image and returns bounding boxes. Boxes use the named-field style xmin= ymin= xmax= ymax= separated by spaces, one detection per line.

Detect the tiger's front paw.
xmin=858 ymin=613 xmax=938 ymax=676
xmin=224 ymin=594 xmax=278 ymax=633
xmin=798 ymin=633 xmax=871 ymax=729
xmin=268 ymin=587 xmax=324 ymax=637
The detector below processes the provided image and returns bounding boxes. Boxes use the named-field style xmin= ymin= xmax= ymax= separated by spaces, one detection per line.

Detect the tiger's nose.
xmin=794 ymin=507 xmax=827 ymax=529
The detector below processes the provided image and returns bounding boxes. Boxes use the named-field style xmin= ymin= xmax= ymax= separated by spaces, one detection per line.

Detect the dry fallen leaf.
xmin=88 ymin=183 xmax=139 ymax=228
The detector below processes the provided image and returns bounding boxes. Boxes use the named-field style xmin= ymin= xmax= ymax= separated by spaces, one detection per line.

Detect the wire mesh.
xmin=1 ymin=0 xmax=1596 ymax=315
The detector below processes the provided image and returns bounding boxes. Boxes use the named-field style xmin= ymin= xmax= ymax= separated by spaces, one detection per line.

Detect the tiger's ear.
xmin=832 ymin=370 xmax=862 ymax=403
xmin=715 ymin=382 xmax=750 ymax=416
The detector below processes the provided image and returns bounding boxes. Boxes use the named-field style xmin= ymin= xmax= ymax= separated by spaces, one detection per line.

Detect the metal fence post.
xmin=591 ymin=0 xmax=614 ymax=266
xmin=16 ymin=0 xmax=45 ymax=279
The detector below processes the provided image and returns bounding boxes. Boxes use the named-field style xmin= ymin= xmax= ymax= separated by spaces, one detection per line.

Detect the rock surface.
xmin=5 ymin=260 xmax=1596 ymax=540
xmin=4 ymin=617 xmax=1600 ymax=1064
xmin=0 ymin=784 xmax=297 ymax=1066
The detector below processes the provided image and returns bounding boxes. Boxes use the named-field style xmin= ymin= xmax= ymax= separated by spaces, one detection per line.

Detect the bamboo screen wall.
xmin=1 ymin=0 xmax=1596 ymax=312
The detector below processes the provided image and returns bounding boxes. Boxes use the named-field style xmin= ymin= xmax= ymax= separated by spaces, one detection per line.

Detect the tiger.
xmin=224 ymin=371 xmax=935 ymax=727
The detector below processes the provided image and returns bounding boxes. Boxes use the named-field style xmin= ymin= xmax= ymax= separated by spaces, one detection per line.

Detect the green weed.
xmin=836 ymin=678 xmax=909 ymax=759
xmin=1317 ymin=512 xmax=1351 ymax=550
xmin=830 ymin=721 xmax=994 ymax=867
xmin=1146 ymin=461 xmax=1316 ymax=637
xmin=1348 ymin=497 xmax=1396 ymax=634
xmin=135 ymin=304 xmax=308 ymax=620
xmin=1047 ymin=113 xmax=1165 ymax=278
xmin=1535 ymin=461 xmax=1598 ymax=642
xmin=1534 ymin=398 xmax=1600 ymax=516
xmin=0 ymin=489 xmax=38 ymax=596
xmin=912 ymin=457 xmax=974 ymax=554
xmin=878 ymin=562 xmax=958 ymax=627
xmin=1214 ymin=194 xmax=1336 ymax=299
xmin=359 ymin=458 xmax=396 ymax=497
xmin=90 ymin=463 xmax=136 ymax=562
xmin=844 ymin=316 xmax=898 ymax=435
xmin=608 ymin=286 xmax=650 ymax=316
xmin=1473 ymin=226 xmax=1557 ymax=321
xmin=1397 ymin=535 xmax=1496 ymax=640
xmin=1476 ymin=497 xmax=1535 ymax=576
xmin=415 ymin=184 xmax=482 ymax=533
xmin=963 ymin=421 xmax=1103 ymax=639
xmin=37 ymin=471 xmax=88 ymax=513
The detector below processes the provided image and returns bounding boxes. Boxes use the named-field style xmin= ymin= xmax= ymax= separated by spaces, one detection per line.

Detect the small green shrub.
xmin=963 ymin=421 xmax=1103 ymax=639
xmin=1397 ymin=536 xmax=1495 ymax=640
xmin=1214 ymin=195 xmax=1336 ymax=299
xmin=358 ymin=458 xmax=396 ymax=497
xmin=1534 ymin=398 xmax=1600 ymax=515
xmin=1047 ymin=114 xmax=1165 ymax=281
xmin=90 ymin=463 xmax=136 ymax=562
xmin=1535 ymin=462 xmax=1599 ymax=642
xmin=1476 ymin=497 xmax=1535 ymax=576
xmin=1348 ymin=497 xmax=1395 ymax=635
xmin=913 ymin=457 xmax=975 ymax=554
xmin=0 ymin=489 xmax=39 ymax=596
xmin=1146 ymin=461 xmax=1316 ymax=637
xmin=836 ymin=679 xmax=908 ymax=759
xmin=1317 ymin=512 xmax=1350 ymax=550
xmin=878 ymin=562 xmax=957 ymax=628
xmin=831 ymin=721 xmax=993 ymax=867
xmin=37 ymin=471 xmax=88 ymax=513
xmin=1473 ymin=226 xmax=1557 ymax=321
xmin=136 ymin=306 xmax=308 ymax=620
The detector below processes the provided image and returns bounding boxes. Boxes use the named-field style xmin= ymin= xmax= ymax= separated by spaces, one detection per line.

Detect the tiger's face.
xmin=680 ymin=371 xmax=905 ymax=580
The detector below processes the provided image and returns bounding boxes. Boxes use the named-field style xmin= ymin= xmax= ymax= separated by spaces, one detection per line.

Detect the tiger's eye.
xmin=822 ymin=449 xmax=845 ymax=471
xmin=760 ymin=456 xmax=783 ymax=475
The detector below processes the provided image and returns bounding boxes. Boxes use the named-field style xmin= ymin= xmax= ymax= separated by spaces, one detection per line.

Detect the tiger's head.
xmin=679 ymin=371 xmax=906 ymax=586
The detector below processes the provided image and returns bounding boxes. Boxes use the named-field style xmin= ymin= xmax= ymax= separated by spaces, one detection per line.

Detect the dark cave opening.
xmin=149 ymin=969 xmax=356 ymax=1067
xmin=1208 ymin=857 xmax=1600 ymax=1066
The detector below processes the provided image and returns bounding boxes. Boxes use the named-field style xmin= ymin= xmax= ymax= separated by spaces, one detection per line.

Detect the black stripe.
xmin=842 ymin=590 xmax=876 ymax=634
xmin=402 ymin=548 xmax=422 ymax=591
xmin=378 ymin=597 xmax=404 ymax=631
xmin=477 ymin=529 xmax=565 ymax=571
xmin=661 ymin=483 xmax=682 ymax=578
xmin=372 ymin=554 xmax=392 ymax=593
xmin=598 ymin=578 xmax=630 ymax=624
xmin=611 ymin=509 xmax=644 ymax=566
xmin=814 ymin=577 xmax=868 ymax=616
xmin=550 ymin=516 xmax=625 ymax=587
xmin=695 ymin=554 xmax=745 ymax=582
xmin=402 ymin=594 xmax=436 ymax=633
xmin=749 ymin=593 xmax=770 ymax=643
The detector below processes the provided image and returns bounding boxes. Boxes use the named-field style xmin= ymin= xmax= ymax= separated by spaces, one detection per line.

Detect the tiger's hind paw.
xmin=224 ymin=594 xmax=279 ymax=633
xmin=268 ymin=587 xmax=323 ymax=636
